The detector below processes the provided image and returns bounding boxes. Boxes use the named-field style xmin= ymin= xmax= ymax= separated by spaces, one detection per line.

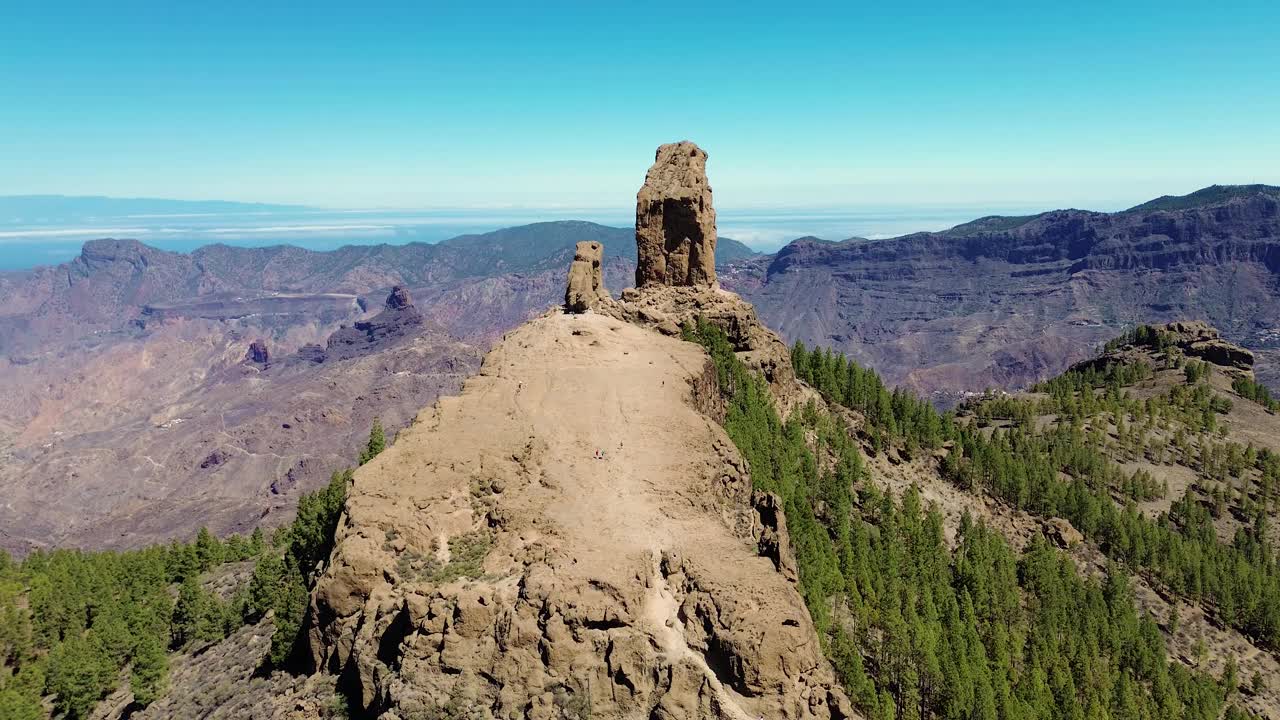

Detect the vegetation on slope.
xmin=685 ymin=319 xmax=1251 ymax=720
xmin=1124 ymin=184 xmax=1280 ymax=213
xmin=0 ymin=422 xmax=384 ymax=719
xmin=942 ymin=214 xmax=1041 ymax=235
xmin=1233 ymin=376 xmax=1279 ymax=413
xmin=794 ymin=327 xmax=1280 ymax=653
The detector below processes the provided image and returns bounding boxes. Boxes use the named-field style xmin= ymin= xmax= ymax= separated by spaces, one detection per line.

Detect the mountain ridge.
xmin=725 ymin=184 xmax=1280 ymax=400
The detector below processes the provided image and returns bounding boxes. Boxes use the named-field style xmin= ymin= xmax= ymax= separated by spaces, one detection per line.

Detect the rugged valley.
xmin=0 ymin=224 xmax=751 ymax=553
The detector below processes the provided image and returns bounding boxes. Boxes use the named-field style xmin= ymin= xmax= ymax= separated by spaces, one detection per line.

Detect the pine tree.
xmin=249 ymin=526 xmax=266 ymax=556
xmin=129 ymin=632 xmax=169 ymax=707
xmin=171 ymin=576 xmax=209 ymax=648
xmin=91 ymin=610 xmax=133 ymax=666
xmin=46 ymin=633 xmax=113 ymax=719
xmin=247 ymin=551 xmax=285 ymax=619
xmin=0 ymin=688 xmax=43 ymax=720
xmin=268 ymin=564 xmax=309 ymax=667
xmin=194 ymin=527 xmax=223 ymax=571
xmin=359 ymin=418 xmax=386 ymax=465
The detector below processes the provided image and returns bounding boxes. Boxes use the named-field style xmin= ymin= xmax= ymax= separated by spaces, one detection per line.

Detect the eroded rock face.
xmin=606 ymin=285 xmax=806 ymax=415
xmin=325 ymin=287 xmax=426 ymax=362
xmin=1160 ymin=321 xmax=1255 ymax=370
xmin=306 ymin=312 xmax=850 ymax=720
xmin=246 ymin=339 xmax=271 ymax=365
xmin=636 ymin=142 xmax=718 ymax=288
xmin=564 ymin=241 xmax=609 ymax=313
xmin=386 ymin=285 xmax=413 ymax=310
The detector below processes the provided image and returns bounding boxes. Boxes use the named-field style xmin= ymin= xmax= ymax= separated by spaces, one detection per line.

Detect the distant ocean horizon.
xmin=0 ymin=202 xmax=1075 ymax=271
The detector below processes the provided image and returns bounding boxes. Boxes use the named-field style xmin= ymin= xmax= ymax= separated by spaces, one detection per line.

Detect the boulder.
xmin=564 ymin=241 xmax=609 ymax=313
xmin=1188 ymin=340 xmax=1255 ymax=371
xmin=1045 ymin=518 xmax=1083 ymax=549
xmin=635 ymin=142 xmax=717 ymax=288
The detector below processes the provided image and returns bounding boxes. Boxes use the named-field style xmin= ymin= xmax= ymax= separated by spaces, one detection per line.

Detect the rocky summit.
xmin=635 ymin=141 xmax=718 ymax=289
xmin=1159 ymin=321 xmax=1255 ymax=371
xmin=305 ymin=144 xmax=851 ymax=720
xmin=307 ymin=311 xmax=850 ymax=720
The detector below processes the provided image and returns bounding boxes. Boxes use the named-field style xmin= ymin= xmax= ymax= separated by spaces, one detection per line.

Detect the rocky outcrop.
xmin=606 ymin=285 xmax=805 ymax=415
xmin=304 ymin=146 xmax=851 ymax=720
xmin=245 ymin=339 xmax=271 ymax=366
xmin=1159 ymin=321 xmax=1255 ymax=371
xmin=325 ymin=287 xmax=426 ymax=362
xmin=564 ymin=241 xmax=610 ymax=313
xmin=635 ymin=142 xmax=718 ymax=288
xmin=1044 ymin=517 xmax=1083 ymax=549
xmin=306 ymin=311 xmax=851 ymax=720
xmin=1067 ymin=320 xmax=1257 ymax=380
xmin=386 ymin=285 xmax=413 ymax=311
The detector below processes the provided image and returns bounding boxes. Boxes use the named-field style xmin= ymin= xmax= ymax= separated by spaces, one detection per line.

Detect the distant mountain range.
xmin=0 ymin=194 xmax=311 ymax=221
xmin=724 ymin=184 xmax=1280 ymax=400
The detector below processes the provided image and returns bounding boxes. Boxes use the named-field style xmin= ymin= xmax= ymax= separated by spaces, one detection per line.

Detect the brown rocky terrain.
xmin=723 ymin=184 xmax=1280 ymax=402
xmin=308 ymin=307 xmax=851 ymax=720
xmin=0 ymin=225 xmax=753 ymax=553
xmin=0 ymin=287 xmax=480 ymax=553
xmin=305 ymin=142 xmax=851 ymax=720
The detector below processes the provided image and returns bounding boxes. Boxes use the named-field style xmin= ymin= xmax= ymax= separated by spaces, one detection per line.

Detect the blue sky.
xmin=2 ymin=1 xmax=1278 ymax=210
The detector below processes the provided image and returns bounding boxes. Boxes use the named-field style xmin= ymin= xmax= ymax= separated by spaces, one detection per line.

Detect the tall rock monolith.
xmin=635 ymin=141 xmax=717 ymax=288
xmin=564 ymin=241 xmax=609 ymax=313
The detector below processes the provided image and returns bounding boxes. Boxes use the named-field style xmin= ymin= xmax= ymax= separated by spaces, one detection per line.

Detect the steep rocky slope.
xmin=307 ymin=144 xmax=850 ymax=720
xmin=308 ymin=307 xmax=851 ymax=719
xmin=725 ymin=184 xmax=1280 ymax=401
